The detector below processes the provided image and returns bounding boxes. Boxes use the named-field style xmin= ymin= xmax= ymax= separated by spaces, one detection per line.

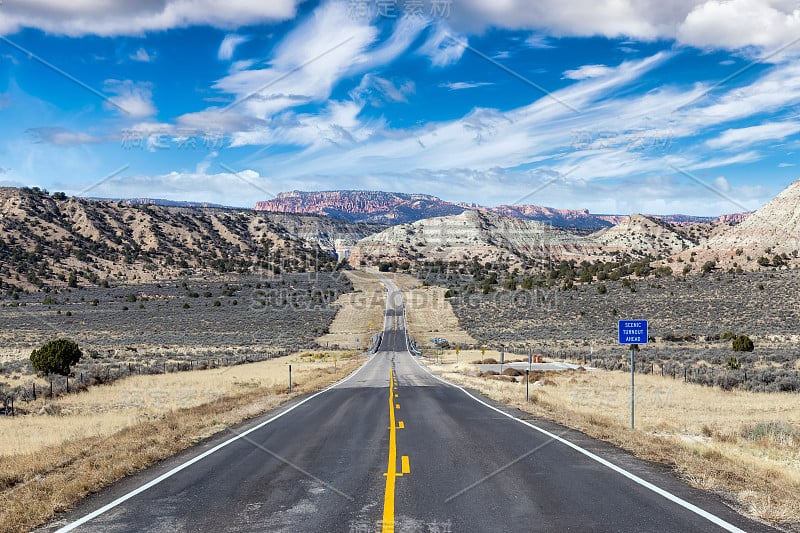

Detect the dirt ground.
xmin=316 ymin=270 xmax=387 ymax=350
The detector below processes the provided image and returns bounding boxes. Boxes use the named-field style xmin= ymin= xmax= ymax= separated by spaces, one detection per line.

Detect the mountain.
xmin=255 ymin=190 xmax=748 ymax=232
xmin=89 ymin=197 xmax=232 ymax=209
xmin=589 ymin=214 xmax=696 ymax=257
xmin=348 ymin=210 xmax=585 ymax=267
xmin=0 ymin=188 xmax=379 ymax=292
xmin=483 ymin=205 xmax=624 ymax=230
xmin=654 ymin=213 xmax=750 ymax=225
xmin=676 ymin=179 xmax=800 ymax=269
xmin=255 ymin=190 xmax=466 ymax=225
xmin=348 ymin=210 xmax=704 ymax=267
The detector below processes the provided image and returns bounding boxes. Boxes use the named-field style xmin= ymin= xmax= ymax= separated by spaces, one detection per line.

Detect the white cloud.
xmin=563 ymin=64 xmax=614 ymax=80
xmin=779 ymin=162 xmax=796 ymax=167
xmin=26 ymin=127 xmax=101 ymax=146
xmin=0 ymin=0 xmax=301 ymax=37
xmin=524 ymin=34 xmax=555 ymax=49
xmin=130 ymin=48 xmax=152 ymax=62
xmin=705 ymin=121 xmax=800 ymax=149
xmin=103 ymin=80 xmax=156 ymax=119
xmin=350 ymin=74 xmax=415 ymax=105
xmin=212 ymin=2 xmax=379 ymax=119
xmin=65 ymin=168 xmax=275 ymax=207
xmin=218 ymin=34 xmax=250 ymax=61
xmin=210 ymin=3 xmax=425 ymax=121
xmin=678 ymin=0 xmax=800 ymax=51
xmin=447 ymin=0 xmax=800 ymax=55
xmin=418 ymin=22 xmax=467 ymax=67
xmin=439 ymin=81 xmax=494 ymax=90
xmin=713 ymin=176 xmax=731 ymax=192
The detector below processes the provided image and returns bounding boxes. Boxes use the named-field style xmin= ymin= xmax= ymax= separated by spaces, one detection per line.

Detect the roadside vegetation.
xmin=426 ymin=363 xmax=800 ymax=528
xmin=0 ymin=351 xmax=362 ymax=533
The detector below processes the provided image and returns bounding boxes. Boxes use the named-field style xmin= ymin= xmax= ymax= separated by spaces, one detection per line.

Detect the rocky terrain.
xmin=0 ymin=187 xmax=380 ymax=293
xmin=255 ymin=190 xmax=465 ymax=225
xmin=255 ymin=189 xmax=751 ymax=231
xmin=589 ymin=214 xmax=696 ymax=258
xmin=676 ymin=179 xmax=800 ymax=269
xmin=348 ymin=210 xmax=584 ymax=269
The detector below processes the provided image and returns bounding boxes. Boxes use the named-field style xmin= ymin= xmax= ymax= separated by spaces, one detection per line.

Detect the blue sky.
xmin=0 ymin=0 xmax=799 ymax=215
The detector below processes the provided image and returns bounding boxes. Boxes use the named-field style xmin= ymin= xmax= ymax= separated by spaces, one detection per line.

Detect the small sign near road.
xmin=618 ymin=320 xmax=648 ymax=345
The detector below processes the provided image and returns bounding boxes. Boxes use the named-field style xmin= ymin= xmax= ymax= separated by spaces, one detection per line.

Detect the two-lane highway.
xmin=45 ymin=278 xmax=774 ymax=532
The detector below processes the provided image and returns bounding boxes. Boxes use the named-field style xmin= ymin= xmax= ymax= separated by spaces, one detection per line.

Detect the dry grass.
xmin=316 ymin=270 xmax=386 ymax=349
xmin=0 ymin=351 xmax=363 ymax=533
xmin=433 ymin=363 xmax=800 ymax=528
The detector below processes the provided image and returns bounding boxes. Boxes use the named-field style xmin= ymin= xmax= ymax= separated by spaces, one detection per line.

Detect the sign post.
xmin=618 ymin=320 xmax=648 ymax=430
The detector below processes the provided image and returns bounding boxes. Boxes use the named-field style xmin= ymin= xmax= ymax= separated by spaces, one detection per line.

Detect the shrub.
xmin=726 ymin=356 xmax=742 ymax=370
xmin=732 ymin=334 xmax=754 ymax=352
xmin=126 ymin=294 xmax=137 ymax=302
xmin=213 ymin=300 xmax=221 ymax=307
xmin=30 ymin=339 xmax=82 ymax=376
xmin=597 ymin=284 xmax=607 ymax=294
xmin=701 ymin=260 xmax=716 ymax=275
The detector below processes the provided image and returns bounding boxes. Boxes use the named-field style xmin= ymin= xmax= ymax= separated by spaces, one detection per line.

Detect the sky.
xmin=0 ymin=0 xmax=799 ymax=216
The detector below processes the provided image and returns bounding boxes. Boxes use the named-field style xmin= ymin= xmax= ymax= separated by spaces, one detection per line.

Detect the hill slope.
xmin=255 ymin=190 xmax=466 ymax=225
xmin=0 ymin=188 xmax=378 ymax=293
xmin=348 ymin=210 xmax=585 ymax=267
xmin=675 ymin=179 xmax=800 ymax=269
xmin=590 ymin=214 xmax=696 ymax=258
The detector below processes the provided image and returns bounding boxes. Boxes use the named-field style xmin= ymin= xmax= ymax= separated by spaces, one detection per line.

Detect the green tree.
xmin=732 ymin=334 xmax=754 ymax=352
xmin=30 ymin=339 xmax=82 ymax=376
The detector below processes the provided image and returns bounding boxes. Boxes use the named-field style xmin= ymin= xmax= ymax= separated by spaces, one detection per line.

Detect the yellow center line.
xmin=382 ymin=369 xmax=398 ymax=533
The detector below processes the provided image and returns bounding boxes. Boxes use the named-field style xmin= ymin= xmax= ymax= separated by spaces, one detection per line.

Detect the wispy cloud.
xmin=439 ymin=81 xmax=494 ymax=90
xmin=706 ymin=121 xmax=800 ymax=149
xmin=218 ymin=34 xmax=249 ymax=61
xmin=524 ymin=35 xmax=555 ymax=49
xmin=130 ymin=48 xmax=152 ymax=63
xmin=26 ymin=127 xmax=101 ymax=145
xmin=103 ymin=80 xmax=156 ymax=119
xmin=350 ymin=74 xmax=415 ymax=105
xmin=563 ymin=64 xmax=614 ymax=80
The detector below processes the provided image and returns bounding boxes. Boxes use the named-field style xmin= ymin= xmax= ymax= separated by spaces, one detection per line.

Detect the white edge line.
xmin=55 ymin=356 xmax=374 ymax=532
xmin=403 ymin=329 xmax=746 ymax=533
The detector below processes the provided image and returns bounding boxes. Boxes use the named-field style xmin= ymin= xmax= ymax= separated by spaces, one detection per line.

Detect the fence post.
xmin=66 ymin=376 xmax=69 ymax=393
xmin=32 ymin=382 xmax=36 ymax=401
xmin=525 ymin=370 xmax=530 ymax=402
xmin=289 ymin=365 xmax=292 ymax=394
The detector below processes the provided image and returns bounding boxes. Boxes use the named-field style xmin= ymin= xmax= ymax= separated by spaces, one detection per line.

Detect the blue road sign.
xmin=618 ymin=320 xmax=648 ymax=345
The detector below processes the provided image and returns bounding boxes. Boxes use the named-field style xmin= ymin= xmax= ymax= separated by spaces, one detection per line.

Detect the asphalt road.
xmin=43 ymin=280 xmax=774 ymax=533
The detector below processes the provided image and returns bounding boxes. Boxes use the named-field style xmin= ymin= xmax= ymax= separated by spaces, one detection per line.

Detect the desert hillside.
xmin=0 ymin=187 xmax=379 ymax=292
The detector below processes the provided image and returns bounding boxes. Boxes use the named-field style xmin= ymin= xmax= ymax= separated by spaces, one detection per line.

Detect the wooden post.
xmin=32 ymin=382 xmax=36 ymax=401
xmin=289 ymin=365 xmax=293 ymax=393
